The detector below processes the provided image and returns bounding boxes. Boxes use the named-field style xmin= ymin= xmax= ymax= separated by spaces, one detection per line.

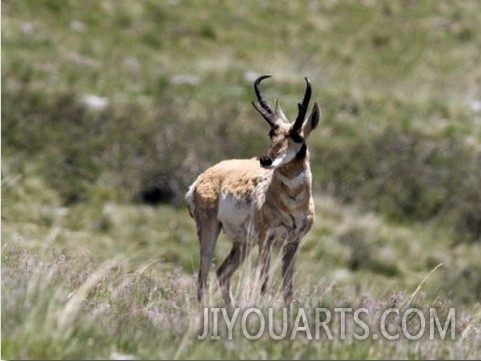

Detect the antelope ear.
xmin=303 ymin=102 xmax=321 ymax=137
xmin=274 ymin=98 xmax=288 ymax=123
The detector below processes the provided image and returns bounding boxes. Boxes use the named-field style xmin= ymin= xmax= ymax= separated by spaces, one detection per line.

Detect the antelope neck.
xmin=273 ymin=153 xmax=310 ymax=189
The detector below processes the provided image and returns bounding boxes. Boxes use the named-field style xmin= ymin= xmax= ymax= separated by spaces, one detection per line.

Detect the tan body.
xmin=186 ymin=75 xmax=320 ymax=307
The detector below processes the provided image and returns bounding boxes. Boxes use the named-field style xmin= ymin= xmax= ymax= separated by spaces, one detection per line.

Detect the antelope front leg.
xmin=282 ymin=241 xmax=299 ymax=306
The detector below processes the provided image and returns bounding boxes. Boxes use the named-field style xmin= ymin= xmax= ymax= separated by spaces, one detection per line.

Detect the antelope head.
xmin=252 ymin=75 xmax=321 ymax=169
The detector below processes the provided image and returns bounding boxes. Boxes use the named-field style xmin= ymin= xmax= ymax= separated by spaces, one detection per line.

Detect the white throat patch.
xmin=276 ymin=169 xmax=308 ymax=189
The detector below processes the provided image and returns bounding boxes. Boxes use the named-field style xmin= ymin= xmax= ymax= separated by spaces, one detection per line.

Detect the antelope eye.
xmin=290 ymin=132 xmax=304 ymax=143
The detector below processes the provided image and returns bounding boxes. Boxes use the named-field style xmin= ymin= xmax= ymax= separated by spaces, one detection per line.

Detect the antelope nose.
xmin=260 ymin=156 xmax=272 ymax=167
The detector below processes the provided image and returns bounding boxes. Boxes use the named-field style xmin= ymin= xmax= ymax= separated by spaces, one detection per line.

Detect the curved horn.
xmin=292 ymin=77 xmax=312 ymax=133
xmin=252 ymin=74 xmax=276 ymax=127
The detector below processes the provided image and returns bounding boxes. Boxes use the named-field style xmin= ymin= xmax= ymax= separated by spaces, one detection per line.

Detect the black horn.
xmin=292 ymin=77 xmax=311 ymax=133
xmin=252 ymin=75 xmax=276 ymax=127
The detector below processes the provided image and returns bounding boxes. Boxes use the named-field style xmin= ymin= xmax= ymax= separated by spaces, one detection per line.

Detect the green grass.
xmin=2 ymin=0 xmax=481 ymax=359
xmin=2 ymin=171 xmax=481 ymax=359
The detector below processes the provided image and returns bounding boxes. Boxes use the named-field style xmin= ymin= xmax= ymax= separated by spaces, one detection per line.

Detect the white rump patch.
xmin=185 ymin=179 xmax=198 ymax=216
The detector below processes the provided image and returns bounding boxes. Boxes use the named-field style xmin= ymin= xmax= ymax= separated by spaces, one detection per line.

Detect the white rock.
xmin=81 ymin=95 xmax=109 ymax=110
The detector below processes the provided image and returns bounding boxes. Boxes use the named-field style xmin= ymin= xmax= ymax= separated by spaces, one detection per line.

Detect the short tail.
xmin=185 ymin=182 xmax=196 ymax=218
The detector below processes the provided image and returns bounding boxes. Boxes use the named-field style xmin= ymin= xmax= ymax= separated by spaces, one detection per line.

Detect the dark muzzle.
xmin=260 ymin=156 xmax=272 ymax=167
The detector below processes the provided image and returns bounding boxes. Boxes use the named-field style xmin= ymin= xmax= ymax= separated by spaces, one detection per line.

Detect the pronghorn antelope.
xmin=186 ymin=75 xmax=320 ymax=307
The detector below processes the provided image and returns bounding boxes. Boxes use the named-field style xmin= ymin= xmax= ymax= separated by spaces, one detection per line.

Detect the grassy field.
xmin=2 ymin=1 xmax=481 ymax=359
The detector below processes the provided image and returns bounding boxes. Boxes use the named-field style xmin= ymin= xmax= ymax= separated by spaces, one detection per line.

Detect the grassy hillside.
xmin=2 ymin=1 xmax=481 ymax=359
